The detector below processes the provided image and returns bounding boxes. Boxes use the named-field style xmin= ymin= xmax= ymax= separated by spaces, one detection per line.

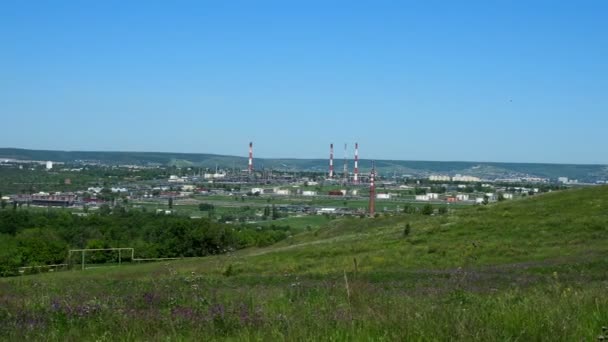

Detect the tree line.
xmin=0 ymin=208 xmax=290 ymax=276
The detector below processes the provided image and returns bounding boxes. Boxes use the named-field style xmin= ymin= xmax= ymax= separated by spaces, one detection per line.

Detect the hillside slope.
xmin=203 ymin=186 xmax=608 ymax=278
xmin=1 ymin=147 xmax=606 ymax=180
xmin=2 ymin=187 xmax=608 ymax=340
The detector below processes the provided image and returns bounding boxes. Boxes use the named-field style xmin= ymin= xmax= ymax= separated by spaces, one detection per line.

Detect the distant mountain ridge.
xmin=0 ymin=147 xmax=606 ymax=182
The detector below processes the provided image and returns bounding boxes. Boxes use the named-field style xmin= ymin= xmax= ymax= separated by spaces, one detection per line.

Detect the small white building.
xmin=452 ymin=174 xmax=481 ymax=182
xmin=318 ymin=207 xmax=337 ymax=214
xmin=415 ymin=195 xmax=430 ymax=201
xmin=204 ymin=173 xmax=226 ymax=179
xmin=429 ymin=175 xmax=450 ymax=182
xmin=168 ymin=175 xmax=186 ymax=183
xmin=427 ymin=193 xmax=439 ymax=200
xmin=302 ymin=190 xmax=317 ymax=196
xmin=275 ymin=189 xmax=290 ymax=196
xmin=181 ymin=185 xmax=196 ymax=191
xmin=87 ymin=187 xmax=103 ymax=194
xmin=456 ymin=194 xmax=469 ymax=201
xmin=502 ymin=193 xmax=514 ymax=200
xmin=250 ymin=188 xmax=264 ymax=195
xmin=377 ymin=193 xmax=391 ymax=199
xmin=475 ymin=197 xmax=485 ymax=204
xmin=45 ymin=161 xmax=53 ymax=170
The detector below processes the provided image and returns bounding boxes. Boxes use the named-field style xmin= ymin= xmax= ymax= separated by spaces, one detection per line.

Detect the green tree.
xmin=402 ymin=204 xmax=413 ymax=214
xmin=415 ymin=188 xmax=427 ymax=195
xmin=99 ymin=204 xmax=111 ymax=215
xmin=168 ymin=197 xmax=174 ymax=209
xmin=198 ymin=203 xmax=215 ymax=211
xmin=0 ymin=234 xmax=22 ymax=276
xmin=422 ymin=204 xmax=434 ymax=215
xmin=272 ymin=204 xmax=279 ymax=220
xmin=403 ymin=223 xmax=411 ymax=237
xmin=263 ymin=206 xmax=270 ymax=220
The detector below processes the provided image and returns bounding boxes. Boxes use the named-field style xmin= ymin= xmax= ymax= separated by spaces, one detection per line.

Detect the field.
xmin=1 ymin=187 xmax=608 ymax=340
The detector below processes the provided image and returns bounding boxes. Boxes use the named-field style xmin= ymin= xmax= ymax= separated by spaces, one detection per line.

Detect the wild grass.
xmin=2 ymin=186 xmax=608 ymax=340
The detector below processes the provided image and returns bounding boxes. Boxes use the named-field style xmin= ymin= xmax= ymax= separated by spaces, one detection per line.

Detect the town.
xmin=0 ymin=143 xmax=577 ymax=223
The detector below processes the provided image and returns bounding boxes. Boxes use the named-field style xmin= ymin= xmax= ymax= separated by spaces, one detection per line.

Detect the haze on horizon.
xmin=1 ymin=1 xmax=606 ymax=164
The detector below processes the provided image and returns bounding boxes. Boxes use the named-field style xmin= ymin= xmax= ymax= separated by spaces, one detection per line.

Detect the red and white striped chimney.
xmin=329 ymin=143 xmax=334 ymax=178
xmin=369 ymin=160 xmax=376 ymax=216
xmin=248 ymin=142 xmax=253 ymax=174
xmin=354 ymin=142 xmax=359 ymax=183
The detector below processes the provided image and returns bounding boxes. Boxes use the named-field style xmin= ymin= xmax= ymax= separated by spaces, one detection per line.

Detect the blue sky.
xmin=1 ymin=1 xmax=606 ymax=164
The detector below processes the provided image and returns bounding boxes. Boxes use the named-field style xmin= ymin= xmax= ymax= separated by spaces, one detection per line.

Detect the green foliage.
xmin=1 ymin=187 xmax=608 ymax=339
xmin=415 ymin=187 xmax=427 ymax=195
xmin=403 ymin=223 xmax=411 ymax=237
xmin=198 ymin=203 xmax=215 ymax=211
xmin=0 ymin=209 xmax=290 ymax=273
xmin=421 ymin=204 xmax=434 ymax=215
xmin=271 ymin=204 xmax=279 ymax=220
xmin=402 ymin=203 xmax=414 ymax=214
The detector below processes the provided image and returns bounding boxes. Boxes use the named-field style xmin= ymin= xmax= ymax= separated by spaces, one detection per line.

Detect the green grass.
xmin=2 ymin=187 xmax=608 ymax=340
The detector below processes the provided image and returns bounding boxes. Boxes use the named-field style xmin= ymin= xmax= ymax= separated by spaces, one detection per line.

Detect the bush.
xmin=422 ymin=204 xmax=434 ymax=216
xmin=403 ymin=223 xmax=411 ymax=237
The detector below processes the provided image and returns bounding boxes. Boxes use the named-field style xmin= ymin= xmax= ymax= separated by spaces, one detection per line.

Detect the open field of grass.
xmin=2 ymin=187 xmax=608 ymax=340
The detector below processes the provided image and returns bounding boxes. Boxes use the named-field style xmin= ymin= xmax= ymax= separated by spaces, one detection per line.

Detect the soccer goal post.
xmin=68 ymin=248 xmax=134 ymax=270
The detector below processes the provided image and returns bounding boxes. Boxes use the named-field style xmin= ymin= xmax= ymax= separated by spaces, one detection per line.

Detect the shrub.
xmin=403 ymin=223 xmax=411 ymax=237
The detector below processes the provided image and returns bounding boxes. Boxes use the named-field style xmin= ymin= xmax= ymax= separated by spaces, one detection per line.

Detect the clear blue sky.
xmin=1 ymin=1 xmax=606 ymax=164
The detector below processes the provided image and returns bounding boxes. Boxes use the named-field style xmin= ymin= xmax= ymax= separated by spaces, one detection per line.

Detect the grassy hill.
xmin=1 ymin=187 xmax=608 ymax=340
xmin=1 ymin=147 xmax=606 ymax=180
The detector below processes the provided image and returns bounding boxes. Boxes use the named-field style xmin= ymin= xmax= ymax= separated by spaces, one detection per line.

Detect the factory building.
xmin=456 ymin=194 xmax=469 ymax=201
xmin=452 ymin=174 xmax=481 ymax=182
xmin=429 ymin=175 xmax=450 ymax=182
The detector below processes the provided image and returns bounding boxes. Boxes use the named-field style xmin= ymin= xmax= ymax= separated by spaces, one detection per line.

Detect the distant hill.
xmin=0 ymin=147 xmax=606 ymax=181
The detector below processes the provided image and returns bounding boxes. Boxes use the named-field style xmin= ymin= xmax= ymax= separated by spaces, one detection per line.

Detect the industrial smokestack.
xmin=248 ymin=142 xmax=253 ymax=174
xmin=343 ymin=143 xmax=348 ymax=182
xmin=369 ymin=161 xmax=376 ymax=217
xmin=329 ymin=143 xmax=334 ymax=178
xmin=354 ymin=142 xmax=359 ymax=184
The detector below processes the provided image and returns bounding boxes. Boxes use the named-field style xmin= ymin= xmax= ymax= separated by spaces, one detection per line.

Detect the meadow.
xmin=1 ymin=186 xmax=608 ymax=340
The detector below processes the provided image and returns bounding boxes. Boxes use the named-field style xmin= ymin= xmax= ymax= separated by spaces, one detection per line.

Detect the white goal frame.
xmin=68 ymin=248 xmax=134 ymax=270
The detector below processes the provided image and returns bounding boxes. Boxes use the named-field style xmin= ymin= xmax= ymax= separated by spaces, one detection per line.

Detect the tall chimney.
xmin=329 ymin=143 xmax=334 ymax=178
xmin=354 ymin=142 xmax=359 ymax=184
xmin=248 ymin=142 xmax=253 ymax=174
xmin=369 ymin=161 xmax=376 ymax=216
